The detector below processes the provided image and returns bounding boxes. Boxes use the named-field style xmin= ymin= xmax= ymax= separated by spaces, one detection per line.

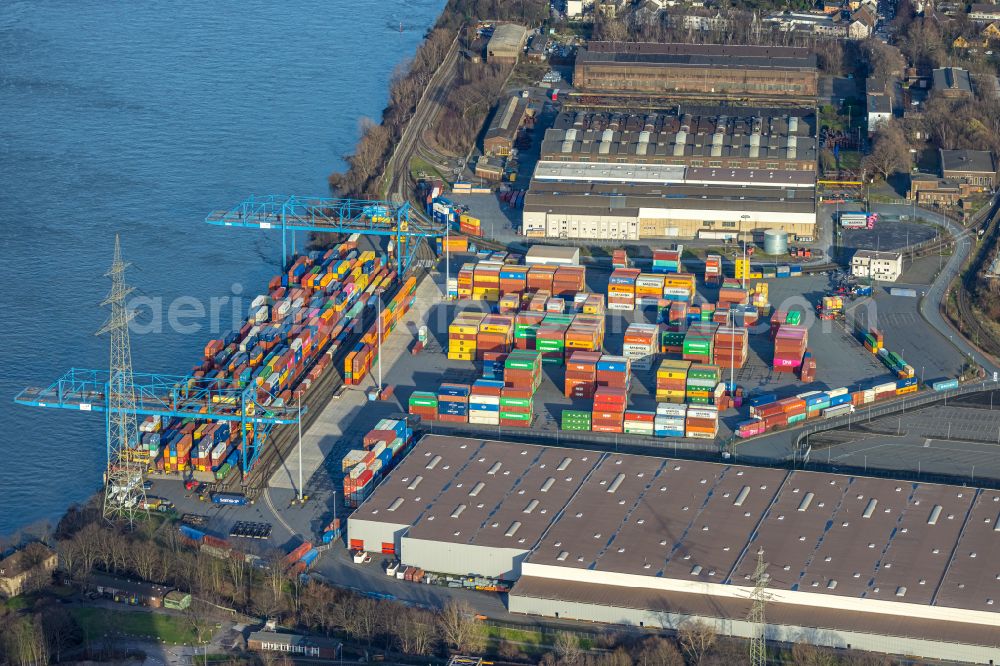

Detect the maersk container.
xmin=211 ymin=492 xmax=248 ymax=506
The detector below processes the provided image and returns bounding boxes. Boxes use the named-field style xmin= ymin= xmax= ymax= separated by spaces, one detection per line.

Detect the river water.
xmin=0 ymin=0 xmax=445 ymax=535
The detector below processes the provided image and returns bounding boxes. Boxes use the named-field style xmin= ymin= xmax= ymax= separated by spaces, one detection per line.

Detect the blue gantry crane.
xmin=14 ymin=368 xmax=302 ymax=476
xmin=205 ymin=194 xmax=446 ymax=274
xmin=18 ymin=196 xmax=441 ymax=489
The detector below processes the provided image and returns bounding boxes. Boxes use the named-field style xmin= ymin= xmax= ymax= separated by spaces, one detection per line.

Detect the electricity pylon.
xmin=748 ymin=549 xmax=769 ymax=666
xmin=97 ymin=235 xmax=147 ymax=525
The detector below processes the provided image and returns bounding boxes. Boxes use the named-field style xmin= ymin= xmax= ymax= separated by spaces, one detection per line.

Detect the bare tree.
xmin=185 ymin=601 xmax=215 ymax=646
xmin=395 ymin=608 xmax=436 ymax=656
xmin=131 ymin=539 xmax=160 ymax=582
xmin=631 ymin=636 xmax=685 ymax=666
xmin=40 ymin=606 xmax=82 ymax=664
xmin=437 ymin=600 xmax=486 ymax=654
xmin=864 ymin=120 xmax=911 ymax=181
xmin=791 ymin=641 xmax=840 ymax=666
xmin=677 ymin=619 xmax=717 ymax=665
xmin=554 ymin=631 xmax=583 ymax=664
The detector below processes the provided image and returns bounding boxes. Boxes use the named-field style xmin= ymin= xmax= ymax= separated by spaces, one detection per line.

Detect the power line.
xmin=97 ymin=235 xmax=147 ymax=525
xmin=748 ymin=549 xmax=769 ymax=666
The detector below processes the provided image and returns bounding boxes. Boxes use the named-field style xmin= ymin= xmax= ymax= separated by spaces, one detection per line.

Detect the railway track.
xmin=949 ymin=198 xmax=1000 ymax=362
xmin=212 ymin=281 xmax=406 ymax=495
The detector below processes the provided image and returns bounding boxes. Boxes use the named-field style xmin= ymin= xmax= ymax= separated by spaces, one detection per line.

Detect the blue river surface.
xmin=0 ymin=0 xmax=445 ymax=535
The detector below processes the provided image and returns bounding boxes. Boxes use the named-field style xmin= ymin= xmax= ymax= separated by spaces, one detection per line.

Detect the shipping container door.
xmin=381 ymin=542 xmax=395 ymax=555
xmin=349 ymin=539 xmax=364 ymax=551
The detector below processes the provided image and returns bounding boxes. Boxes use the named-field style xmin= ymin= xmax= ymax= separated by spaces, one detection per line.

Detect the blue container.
xmin=748 ymin=394 xmax=777 ymax=408
xmin=597 ymin=359 xmax=628 ymax=372
xmin=211 ymin=492 xmax=248 ymax=506
xmin=179 ymin=526 xmax=205 ymax=542
xmin=897 ymin=377 xmax=918 ymax=388
xmin=469 ymin=402 xmax=501 ymax=412
xmin=300 ymin=549 xmax=319 ymax=566
xmin=377 ymin=448 xmax=393 ymax=467
xmin=804 ymin=393 xmax=829 ymax=407
xmin=829 ymin=394 xmax=852 ymax=407
xmin=933 ymin=378 xmax=959 ymax=391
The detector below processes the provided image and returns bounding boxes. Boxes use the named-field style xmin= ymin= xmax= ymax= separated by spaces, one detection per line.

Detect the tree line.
xmin=328 ymin=0 xmax=548 ymax=197
xmin=0 ymin=500 xmax=908 ymax=666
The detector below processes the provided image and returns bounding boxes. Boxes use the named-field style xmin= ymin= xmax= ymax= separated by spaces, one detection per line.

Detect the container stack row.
xmin=342 ymin=418 xmax=413 ymax=507
xmin=773 ymin=324 xmax=808 ymax=372
xmin=607 ymin=270 xmax=697 ymax=311
xmin=138 ymin=242 xmax=396 ymax=477
xmin=704 ymin=254 xmax=723 ymax=286
xmin=651 ymin=247 xmax=683 ymax=274
xmin=737 ymin=378 xmax=921 ymax=439
xmin=456 ymin=261 xmax=586 ymax=301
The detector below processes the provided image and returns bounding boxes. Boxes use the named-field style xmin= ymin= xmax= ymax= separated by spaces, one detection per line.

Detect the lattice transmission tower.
xmin=97 ymin=235 xmax=147 ymax=525
xmin=748 ymin=549 xmax=769 ymax=666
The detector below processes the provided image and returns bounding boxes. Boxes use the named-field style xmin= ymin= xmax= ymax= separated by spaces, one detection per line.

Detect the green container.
xmin=409 ymin=391 xmax=439 ymax=407
xmin=500 ymin=396 xmax=532 ymax=408
xmin=785 ymin=311 xmax=801 ymax=325
xmin=788 ymin=413 xmax=807 ymax=424
xmin=499 ymin=411 xmax=532 ymax=420
xmin=687 ymin=396 xmax=710 ymax=404
xmin=543 ymin=314 xmax=574 ymax=325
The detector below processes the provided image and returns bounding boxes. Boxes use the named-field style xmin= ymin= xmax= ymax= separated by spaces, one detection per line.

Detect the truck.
xmin=210 ymin=492 xmax=249 ymax=506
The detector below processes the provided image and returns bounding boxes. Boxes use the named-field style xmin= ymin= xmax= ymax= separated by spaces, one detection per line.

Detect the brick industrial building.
xmin=573 ymin=42 xmax=818 ymax=99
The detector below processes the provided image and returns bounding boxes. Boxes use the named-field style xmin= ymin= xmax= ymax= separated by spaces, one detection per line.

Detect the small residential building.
xmin=984 ymin=21 xmax=1000 ymax=40
xmin=867 ymin=93 xmax=892 ymax=133
xmin=0 ymin=543 xmax=57 ymax=598
xmin=970 ymin=3 xmax=1000 ymax=22
xmin=848 ymin=5 xmax=877 ymax=38
xmin=474 ymin=156 xmax=505 ymax=181
xmin=932 ymin=67 xmax=973 ymax=98
xmin=940 ymin=149 xmax=997 ymax=188
xmin=669 ymin=9 xmax=730 ymax=31
xmin=484 ymin=96 xmax=529 ymax=157
xmin=486 ymin=24 xmax=528 ymax=65
xmin=852 ymin=250 xmax=903 ymax=282
xmin=566 ymin=0 xmax=585 ymax=17
xmin=87 ymin=573 xmax=171 ymax=608
xmin=248 ymin=631 xmax=342 ymax=659
xmin=764 ymin=11 xmax=847 ymax=36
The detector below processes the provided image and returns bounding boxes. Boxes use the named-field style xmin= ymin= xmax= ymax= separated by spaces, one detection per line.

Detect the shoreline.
xmin=2 ymin=5 xmax=456 ymax=541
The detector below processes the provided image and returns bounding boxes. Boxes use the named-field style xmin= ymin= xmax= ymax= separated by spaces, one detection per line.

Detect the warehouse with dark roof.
xmin=573 ymin=42 xmax=819 ymax=99
xmin=349 ymin=435 xmax=1000 ymax=663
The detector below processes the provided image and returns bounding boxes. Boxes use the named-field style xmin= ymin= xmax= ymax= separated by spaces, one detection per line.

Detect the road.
xmin=873 ymin=201 xmax=1000 ymax=376
xmin=735 ymin=201 xmax=999 ymax=462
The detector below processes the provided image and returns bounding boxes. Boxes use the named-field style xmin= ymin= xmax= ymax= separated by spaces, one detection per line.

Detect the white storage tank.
xmin=763 ymin=230 xmax=788 ymax=255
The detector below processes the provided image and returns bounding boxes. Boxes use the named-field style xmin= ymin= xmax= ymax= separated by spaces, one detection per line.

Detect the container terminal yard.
xmin=13 ymin=34 xmax=1000 ymax=664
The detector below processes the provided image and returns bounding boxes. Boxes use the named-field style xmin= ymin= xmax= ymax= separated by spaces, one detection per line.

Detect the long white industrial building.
xmin=349 ymin=435 xmax=1000 ymax=663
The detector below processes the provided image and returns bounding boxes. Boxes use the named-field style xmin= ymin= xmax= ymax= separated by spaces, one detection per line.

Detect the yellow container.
xmin=655 ymin=391 xmax=686 ymax=403
xmin=448 ymin=351 xmax=475 ymax=361
xmin=896 ymin=384 xmax=918 ymax=395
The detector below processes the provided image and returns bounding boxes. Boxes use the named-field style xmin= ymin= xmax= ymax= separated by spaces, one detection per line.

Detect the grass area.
xmin=484 ymin=625 xmax=595 ymax=652
xmin=3 ymin=596 xmax=30 ymax=611
xmin=409 ymin=155 xmax=448 ymax=185
xmin=837 ymin=150 xmax=863 ymax=171
xmin=508 ymin=61 xmax=548 ymax=88
xmin=70 ymin=607 xmax=198 ymax=645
